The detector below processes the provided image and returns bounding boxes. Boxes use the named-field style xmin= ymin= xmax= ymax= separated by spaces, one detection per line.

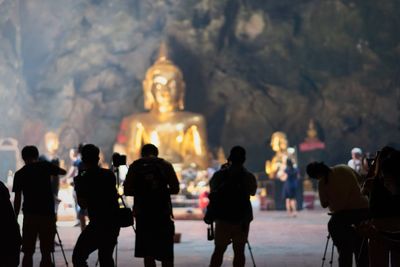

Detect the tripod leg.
xmin=115 ymin=242 xmax=118 ymax=267
xmin=321 ymin=234 xmax=330 ymax=267
xmin=329 ymin=239 xmax=334 ymax=267
xmin=51 ymin=251 xmax=56 ymax=267
xmin=357 ymin=237 xmax=366 ymax=265
xmin=247 ymin=241 xmax=256 ymax=267
xmin=55 ymin=228 xmax=69 ymax=266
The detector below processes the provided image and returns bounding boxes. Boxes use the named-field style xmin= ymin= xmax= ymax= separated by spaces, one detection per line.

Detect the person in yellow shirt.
xmin=306 ymin=162 xmax=369 ymax=267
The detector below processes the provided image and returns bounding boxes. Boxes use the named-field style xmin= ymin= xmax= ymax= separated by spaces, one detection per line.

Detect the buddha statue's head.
xmin=143 ymin=43 xmax=185 ymax=113
xmin=270 ymin=131 xmax=288 ymax=153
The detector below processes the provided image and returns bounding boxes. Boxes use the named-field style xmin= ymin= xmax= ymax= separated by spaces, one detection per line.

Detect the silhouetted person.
xmin=348 ymin=147 xmax=363 ymax=174
xmin=306 ymin=162 xmax=369 ymax=267
xmin=72 ymin=144 xmax=120 ymax=267
xmin=13 ymin=145 xmax=66 ymax=267
xmin=358 ymin=148 xmax=400 ymax=266
xmin=282 ymin=159 xmax=300 ymax=217
xmin=65 ymin=144 xmax=87 ymax=230
xmin=124 ymin=144 xmax=180 ymax=267
xmin=0 ymin=181 xmax=21 ymax=267
xmin=205 ymin=146 xmax=257 ymax=267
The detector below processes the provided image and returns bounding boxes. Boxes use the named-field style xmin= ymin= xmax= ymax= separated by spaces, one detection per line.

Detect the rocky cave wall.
xmin=0 ymin=0 xmax=400 ymax=170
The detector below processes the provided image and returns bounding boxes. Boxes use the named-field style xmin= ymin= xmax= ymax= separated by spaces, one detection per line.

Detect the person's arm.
xmin=13 ymin=191 xmax=21 ymax=218
xmin=123 ymin=165 xmax=135 ymax=196
xmin=209 ymin=171 xmax=223 ymax=193
xmin=74 ymin=176 xmax=88 ymax=209
xmin=165 ymin=163 xmax=180 ymax=194
xmin=76 ymin=195 xmax=88 ymax=209
xmin=246 ymin=173 xmax=257 ymax=196
xmin=56 ymin=166 xmax=67 ymax=176
xmin=318 ymin=179 xmax=329 ymax=208
xmin=12 ymin=172 xmax=22 ymax=218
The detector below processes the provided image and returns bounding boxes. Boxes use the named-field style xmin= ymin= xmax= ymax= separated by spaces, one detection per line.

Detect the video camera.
xmin=112 ymin=153 xmax=127 ymax=167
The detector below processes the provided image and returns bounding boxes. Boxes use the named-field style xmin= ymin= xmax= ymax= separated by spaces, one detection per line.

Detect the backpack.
xmin=207 ymin=168 xmax=251 ymax=223
xmin=133 ymin=159 xmax=172 ymax=218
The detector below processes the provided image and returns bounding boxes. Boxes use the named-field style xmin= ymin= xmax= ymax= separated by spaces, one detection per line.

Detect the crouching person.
xmin=306 ymin=162 xmax=369 ymax=267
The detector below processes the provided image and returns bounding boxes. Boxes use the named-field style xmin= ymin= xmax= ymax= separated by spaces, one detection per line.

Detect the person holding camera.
xmin=13 ymin=145 xmax=66 ymax=267
xmin=123 ymin=144 xmax=180 ymax=267
xmin=205 ymin=146 xmax=257 ymax=267
xmin=357 ymin=147 xmax=400 ymax=266
xmin=306 ymin=162 xmax=369 ymax=267
xmin=72 ymin=144 xmax=120 ymax=267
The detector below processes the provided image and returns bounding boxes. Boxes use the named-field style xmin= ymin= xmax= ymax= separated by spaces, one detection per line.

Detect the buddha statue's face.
xmin=151 ymin=72 xmax=180 ymax=113
xmin=144 ymin=62 xmax=185 ymax=113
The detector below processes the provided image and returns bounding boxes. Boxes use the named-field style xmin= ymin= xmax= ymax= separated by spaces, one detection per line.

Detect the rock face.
xmin=0 ymin=0 xmax=399 ymax=169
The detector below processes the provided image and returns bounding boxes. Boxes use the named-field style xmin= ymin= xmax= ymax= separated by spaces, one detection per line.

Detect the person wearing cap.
xmin=348 ymin=147 xmax=363 ymax=174
xmin=306 ymin=162 xmax=369 ymax=267
xmin=205 ymin=146 xmax=257 ymax=267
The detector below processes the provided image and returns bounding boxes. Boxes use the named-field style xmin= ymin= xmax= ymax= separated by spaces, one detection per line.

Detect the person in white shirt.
xmin=348 ymin=147 xmax=363 ymax=174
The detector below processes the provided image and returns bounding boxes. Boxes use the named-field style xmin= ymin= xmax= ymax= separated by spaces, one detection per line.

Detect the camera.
xmin=112 ymin=153 xmax=127 ymax=167
xmin=207 ymin=223 xmax=214 ymax=241
xmin=366 ymin=158 xmax=375 ymax=168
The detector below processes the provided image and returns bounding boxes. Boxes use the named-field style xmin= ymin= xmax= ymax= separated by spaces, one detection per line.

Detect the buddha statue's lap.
xmin=116 ymin=112 xmax=207 ymax=169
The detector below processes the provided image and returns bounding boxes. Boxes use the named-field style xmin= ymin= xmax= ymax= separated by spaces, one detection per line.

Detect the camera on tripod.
xmin=112 ymin=153 xmax=127 ymax=167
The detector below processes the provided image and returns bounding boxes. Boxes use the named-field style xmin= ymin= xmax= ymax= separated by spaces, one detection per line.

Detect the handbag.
xmin=118 ymin=195 xmax=134 ymax=228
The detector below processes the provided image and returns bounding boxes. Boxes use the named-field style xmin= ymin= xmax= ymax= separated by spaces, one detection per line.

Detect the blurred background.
xmin=0 ymin=0 xmax=399 ymax=173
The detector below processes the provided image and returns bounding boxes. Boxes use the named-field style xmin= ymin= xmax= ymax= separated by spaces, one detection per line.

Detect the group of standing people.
xmin=1 ymin=143 xmax=257 ymax=267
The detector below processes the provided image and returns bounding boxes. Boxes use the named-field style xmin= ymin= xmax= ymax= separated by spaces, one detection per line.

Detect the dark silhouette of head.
xmin=306 ymin=162 xmax=330 ymax=179
xmin=141 ymin=144 xmax=159 ymax=157
xmin=81 ymin=144 xmax=100 ymax=166
xmin=228 ymin=146 xmax=246 ymax=165
xmin=51 ymin=158 xmax=60 ymax=167
xmin=381 ymin=149 xmax=400 ymax=189
xmin=21 ymin=146 xmax=39 ymax=163
xmin=78 ymin=143 xmax=85 ymax=154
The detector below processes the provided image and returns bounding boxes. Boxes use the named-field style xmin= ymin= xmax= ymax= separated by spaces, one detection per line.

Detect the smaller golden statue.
xmin=44 ymin=131 xmax=60 ymax=159
xmin=114 ymin=43 xmax=209 ymax=169
xmin=265 ymin=131 xmax=296 ymax=180
xmin=299 ymin=119 xmax=325 ymax=152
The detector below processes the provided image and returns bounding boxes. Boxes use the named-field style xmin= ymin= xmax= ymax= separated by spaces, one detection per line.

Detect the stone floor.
xmin=26 ymin=208 xmax=339 ymax=267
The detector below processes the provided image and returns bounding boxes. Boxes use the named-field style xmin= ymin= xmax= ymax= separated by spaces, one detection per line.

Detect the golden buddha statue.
xmin=265 ymin=131 xmax=296 ymax=180
xmin=114 ymin=44 xmax=209 ymax=169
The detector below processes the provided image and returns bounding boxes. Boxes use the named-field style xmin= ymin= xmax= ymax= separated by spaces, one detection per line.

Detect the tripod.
xmin=51 ymin=227 xmax=69 ymax=267
xmin=321 ymin=234 xmax=334 ymax=267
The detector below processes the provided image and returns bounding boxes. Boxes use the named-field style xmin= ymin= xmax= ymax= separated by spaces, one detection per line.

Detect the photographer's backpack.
xmin=212 ymin=168 xmax=250 ymax=223
xmin=134 ymin=159 xmax=172 ymax=218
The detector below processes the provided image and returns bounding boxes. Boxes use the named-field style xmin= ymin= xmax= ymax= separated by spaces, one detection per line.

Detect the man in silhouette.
xmin=13 ymin=145 xmax=66 ymax=267
xmin=124 ymin=144 xmax=180 ymax=267
xmin=205 ymin=146 xmax=257 ymax=267
xmin=306 ymin=162 xmax=369 ymax=267
xmin=72 ymin=144 xmax=120 ymax=267
xmin=0 ymin=180 xmax=21 ymax=267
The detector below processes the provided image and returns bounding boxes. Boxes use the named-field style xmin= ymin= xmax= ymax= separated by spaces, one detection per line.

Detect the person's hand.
xmin=203 ymin=212 xmax=214 ymax=224
xmin=355 ymin=220 xmax=378 ymax=238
